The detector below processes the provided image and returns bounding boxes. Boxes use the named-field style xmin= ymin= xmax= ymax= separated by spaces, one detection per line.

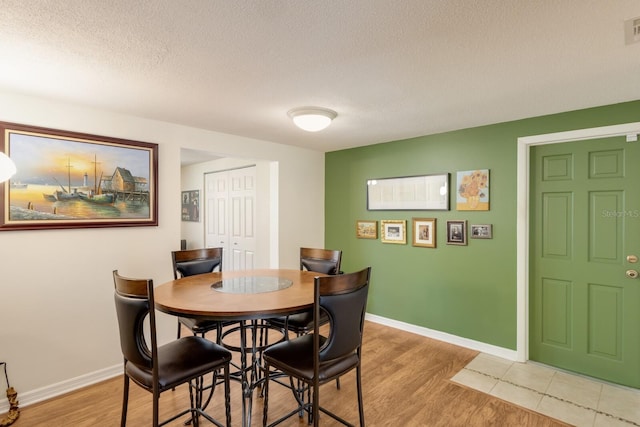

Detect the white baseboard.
xmin=0 ymin=364 xmax=122 ymax=413
xmin=1 ymin=317 xmax=516 ymax=413
xmin=365 ymin=313 xmax=518 ymax=360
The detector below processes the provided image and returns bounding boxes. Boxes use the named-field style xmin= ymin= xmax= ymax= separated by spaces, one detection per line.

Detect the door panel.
xmin=205 ymin=172 xmax=229 ymax=258
xmin=205 ymin=167 xmax=256 ymax=271
xmin=229 ymin=167 xmax=256 ymax=270
xmin=542 ymin=192 xmax=572 ymax=258
xmin=541 ymin=277 xmax=571 ymax=348
xmin=530 ymin=136 xmax=640 ymax=388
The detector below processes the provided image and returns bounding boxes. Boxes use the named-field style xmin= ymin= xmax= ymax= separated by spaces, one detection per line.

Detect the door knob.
xmin=626 ymin=270 xmax=639 ymax=279
xmin=627 ymin=255 xmax=638 ymax=263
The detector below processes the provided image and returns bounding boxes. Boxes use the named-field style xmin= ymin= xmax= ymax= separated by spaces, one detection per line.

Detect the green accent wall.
xmin=325 ymin=100 xmax=640 ymax=350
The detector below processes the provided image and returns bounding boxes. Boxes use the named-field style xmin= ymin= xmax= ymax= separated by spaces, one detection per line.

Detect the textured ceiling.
xmin=1 ymin=1 xmax=639 ymax=154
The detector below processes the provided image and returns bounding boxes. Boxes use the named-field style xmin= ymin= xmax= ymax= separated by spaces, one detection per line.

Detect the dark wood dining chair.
xmin=262 ymin=267 xmax=371 ymax=427
xmin=172 ymin=248 xmax=225 ymax=342
xmin=263 ymin=248 xmax=343 ymax=391
xmin=266 ymin=247 xmax=342 ymax=337
xmin=112 ymin=270 xmax=232 ymax=427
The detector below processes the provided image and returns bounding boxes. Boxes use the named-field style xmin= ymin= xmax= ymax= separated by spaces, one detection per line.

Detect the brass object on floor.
xmin=0 ymin=362 xmax=19 ymax=427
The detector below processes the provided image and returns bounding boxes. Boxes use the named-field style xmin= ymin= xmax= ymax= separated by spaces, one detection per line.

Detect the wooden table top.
xmin=154 ymin=269 xmax=323 ymax=321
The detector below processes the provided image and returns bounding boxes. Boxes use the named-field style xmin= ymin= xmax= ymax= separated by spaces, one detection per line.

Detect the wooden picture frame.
xmin=446 ymin=220 xmax=467 ymax=245
xmin=181 ymin=190 xmax=200 ymax=222
xmin=367 ymin=173 xmax=449 ymax=211
xmin=381 ymin=219 xmax=407 ymax=244
xmin=412 ymin=218 xmax=436 ymax=248
xmin=0 ymin=121 xmax=158 ymax=231
xmin=356 ymin=220 xmax=378 ymax=239
xmin=471 ymin=224 xmax=493 ymax=239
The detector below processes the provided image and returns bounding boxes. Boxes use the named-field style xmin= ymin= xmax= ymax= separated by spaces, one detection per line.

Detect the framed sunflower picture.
xmin=456 ymin=169 xmax=489 ymax=211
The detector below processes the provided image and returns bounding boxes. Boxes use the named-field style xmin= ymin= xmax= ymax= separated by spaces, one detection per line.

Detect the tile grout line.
xmin=462 ymin=368 xmax=640 ymax=427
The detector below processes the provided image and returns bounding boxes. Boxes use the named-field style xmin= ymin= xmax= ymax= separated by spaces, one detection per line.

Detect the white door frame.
xmin=516 ymin=122 xmax=640 ymax=362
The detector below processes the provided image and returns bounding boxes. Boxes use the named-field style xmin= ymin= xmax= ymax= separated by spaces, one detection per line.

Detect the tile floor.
xmin=451 ymin=353 xmax=640 ymax=427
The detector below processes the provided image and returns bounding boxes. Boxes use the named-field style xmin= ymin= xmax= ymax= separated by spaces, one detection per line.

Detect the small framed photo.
xmin=412 ymin=218 xmax=436 ymax=248
xmin=381 ymin=220 xmax=407 ymax=244
xmin=181 ymin=190 xmax=200 ymax=222
xmin=446 ymin=220 xmax=467 ymax=245
xmin=471 ymin=224 xmax=493 ymax=239
xmin=356 ymin=220 xmax=378 ymax=239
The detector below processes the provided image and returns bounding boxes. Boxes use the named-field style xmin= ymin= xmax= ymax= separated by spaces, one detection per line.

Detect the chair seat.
xmin=267 ymin=310 xmax=328 ymax=334
xmin=178 ymin=316 xmax=220 ymax=334
xmin=263 ymin=334 xmax=359 ymax=383
xmin=126 ymin=336 xmax=231 ymax=390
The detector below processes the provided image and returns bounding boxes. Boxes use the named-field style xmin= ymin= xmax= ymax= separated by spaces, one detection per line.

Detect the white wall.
xmin=0 ymin=91 xmax=325 ymax=408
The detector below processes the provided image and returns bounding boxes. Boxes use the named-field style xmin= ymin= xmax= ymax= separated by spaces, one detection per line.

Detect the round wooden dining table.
xmin=154 ymin=268 xmax=321 ymax=320
xmin=154 ymin=268 xmax=324 ymax=427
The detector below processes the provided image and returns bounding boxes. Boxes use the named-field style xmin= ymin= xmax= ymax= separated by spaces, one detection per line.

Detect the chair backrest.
xmin=112 ymin=270 xmax=157 ymax=373
xmin=314 ymin=267 xmax=371 ymax=362
xmin=172 ymin=247 xmax=223 ymax=279
xmin=300 ymin=247 xmax=342 ymax=275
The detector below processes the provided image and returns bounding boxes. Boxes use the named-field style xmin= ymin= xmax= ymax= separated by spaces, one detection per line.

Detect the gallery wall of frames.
xmin=358 ymin=169 xmax=492 ymax=248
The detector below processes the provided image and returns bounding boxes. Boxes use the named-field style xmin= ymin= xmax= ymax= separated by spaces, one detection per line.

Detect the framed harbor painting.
xmin=0 ymin=121 xmax=158 ymax=231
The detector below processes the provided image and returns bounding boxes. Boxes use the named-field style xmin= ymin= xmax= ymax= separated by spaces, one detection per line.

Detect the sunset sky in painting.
xmin=7 ymin=131 xmax=151 ymax=186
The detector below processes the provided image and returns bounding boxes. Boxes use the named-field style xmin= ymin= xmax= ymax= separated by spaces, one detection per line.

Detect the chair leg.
xmin=121 ymin=374 xmax=129 ymax=427
xmin=356 ymin=365 xmax=365 ymax=427
xmin=312 ymin=381 xmax=320 ymax=427
xmin=173 ymin=322 xmax=182 ymax=392
xmin=224 ymin=363 xmax=231 ymax=427
xmin=216 ymin=323 xmax=223 ymax=344
xmin=307 ymin=384 xmax=312 ymax=425
xmin=262 ymin=363 xmax=270 ymax=427
xmin=153 ymin=387 xmax=160 ymax=427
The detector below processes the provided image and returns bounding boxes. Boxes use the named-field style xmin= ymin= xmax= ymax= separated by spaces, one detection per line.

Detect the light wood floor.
xmin=14 ymin=321 xmax=569 ymax=426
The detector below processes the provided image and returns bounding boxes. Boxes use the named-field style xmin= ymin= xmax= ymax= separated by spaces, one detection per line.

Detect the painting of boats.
xmin=77 ymin=192 xmax=115 ymax=204
xmin=1 ymin=121 xmax=158 ymax=231
xmin=10 ymin=181 xmax=27 ymax=189
xmin=54 ymin=189 xmax=80 ymax=201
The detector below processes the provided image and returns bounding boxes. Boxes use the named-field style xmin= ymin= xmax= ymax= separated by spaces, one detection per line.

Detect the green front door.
xmin=530 ymin=136 xmax=640 ymax=388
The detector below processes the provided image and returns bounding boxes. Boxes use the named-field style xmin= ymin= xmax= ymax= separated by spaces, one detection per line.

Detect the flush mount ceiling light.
xmin=287 ymin=107 xmax=337 ymax=132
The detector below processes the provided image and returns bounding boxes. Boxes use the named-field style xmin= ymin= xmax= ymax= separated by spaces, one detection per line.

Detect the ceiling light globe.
xmin=288 ymin=107 xmax=337 ymax=132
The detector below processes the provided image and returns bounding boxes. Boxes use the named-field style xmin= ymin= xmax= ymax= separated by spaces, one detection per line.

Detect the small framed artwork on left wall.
xmin=181 ymin=190 xmax=200 ymax=222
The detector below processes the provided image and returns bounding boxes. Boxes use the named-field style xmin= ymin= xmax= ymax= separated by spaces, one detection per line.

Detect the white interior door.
xmin=205 ymin=166 xmax=256 ymax=270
